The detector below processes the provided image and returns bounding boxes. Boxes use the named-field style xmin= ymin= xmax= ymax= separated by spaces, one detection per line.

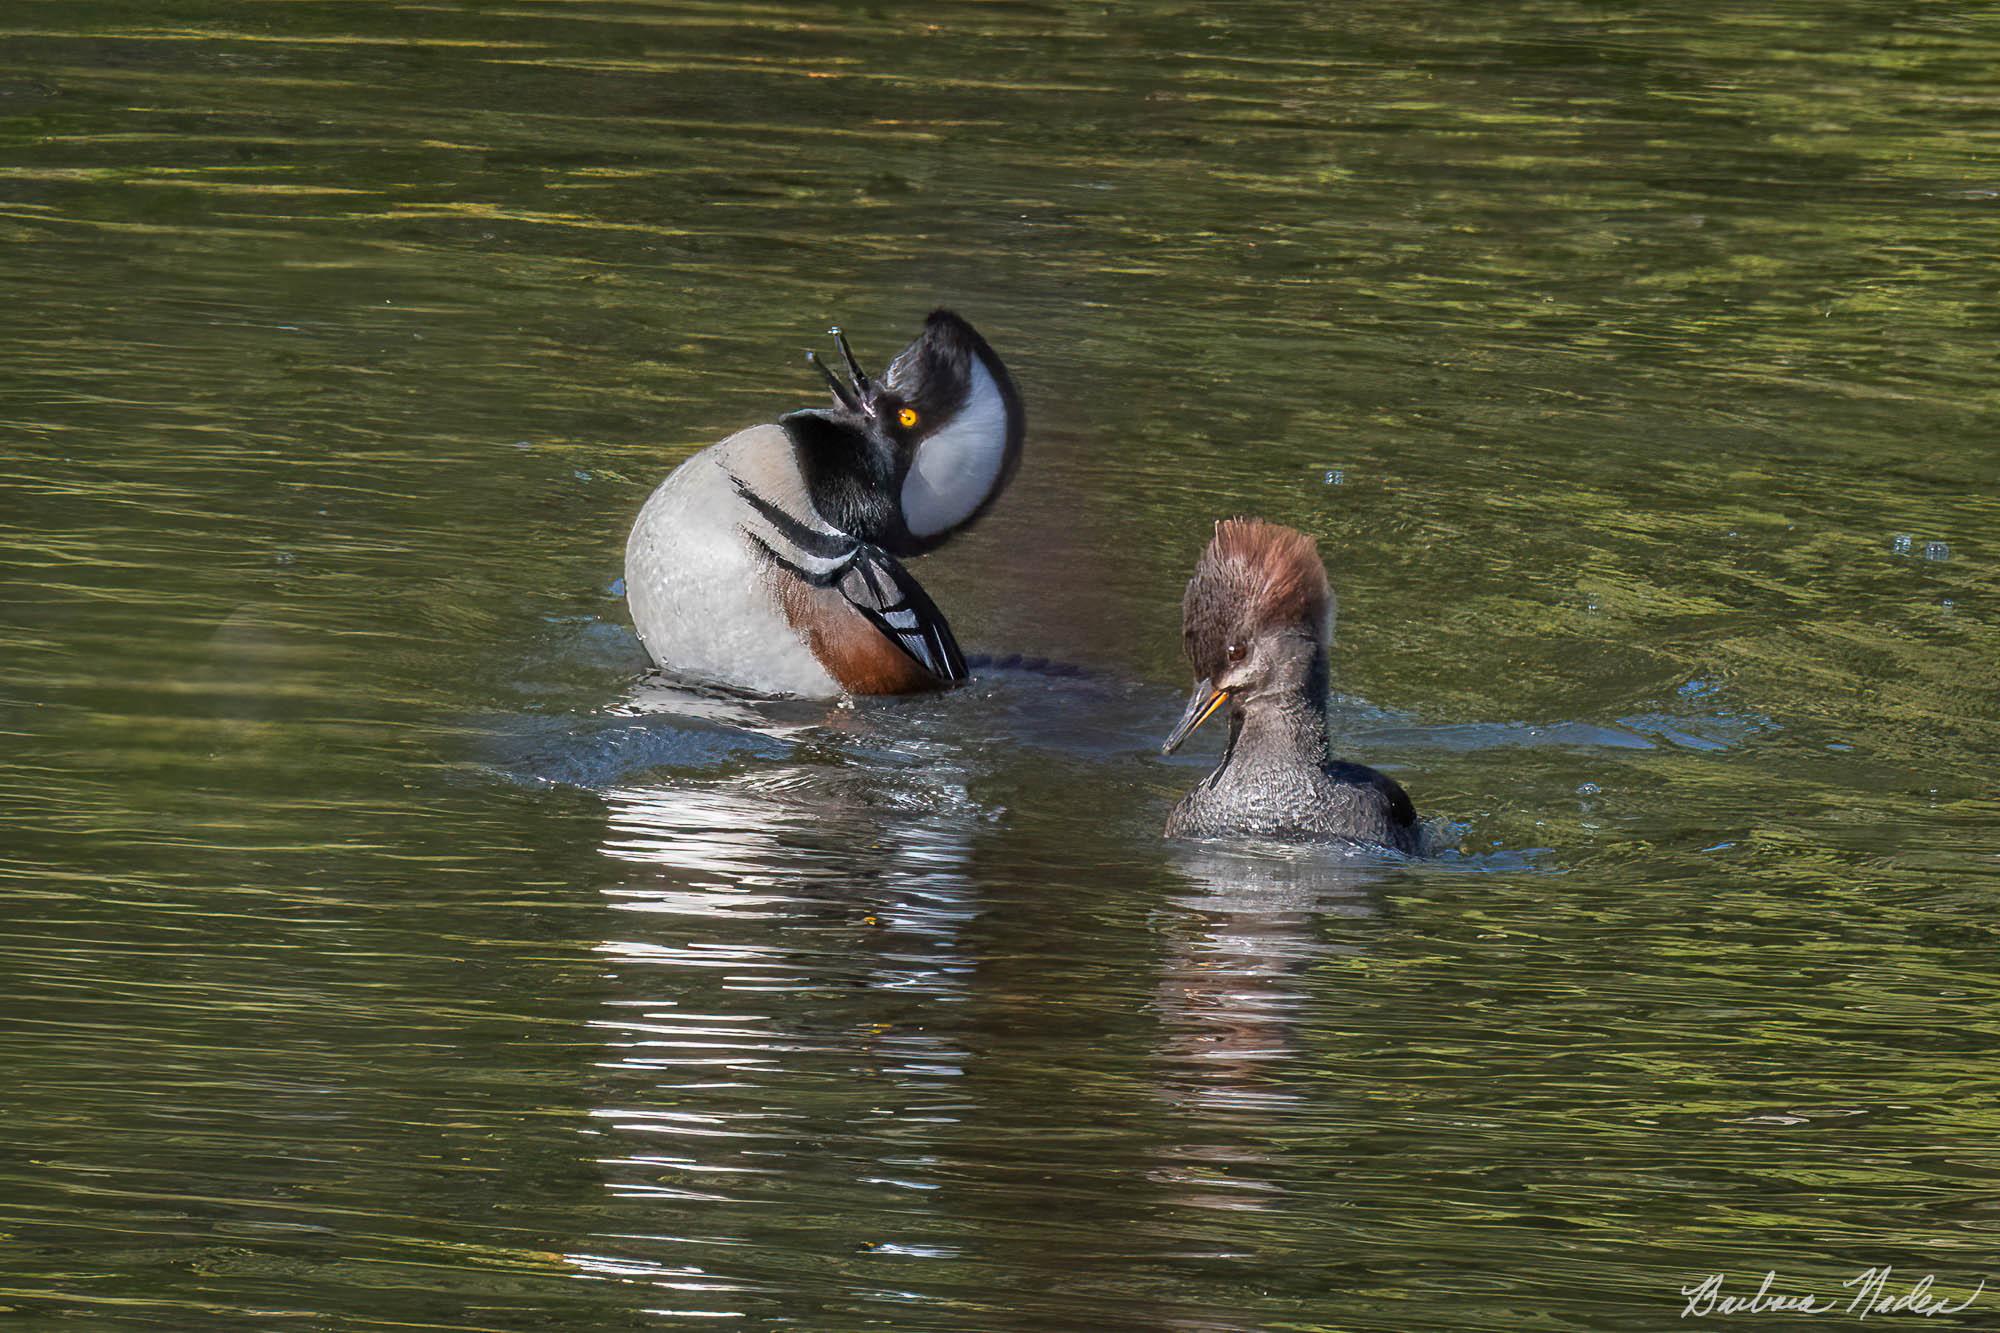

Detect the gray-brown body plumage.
xmin=1161 ymin=519 xmax=1420 ymax=854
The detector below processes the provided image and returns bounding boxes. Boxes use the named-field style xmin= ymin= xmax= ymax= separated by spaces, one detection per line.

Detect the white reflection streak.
xmin=575 ymin=758 xmax=982 ymax=1316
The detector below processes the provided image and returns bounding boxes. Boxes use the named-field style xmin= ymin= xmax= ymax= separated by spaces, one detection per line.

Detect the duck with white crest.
xmin=625 ymin=310 xmax=1025 ymax=697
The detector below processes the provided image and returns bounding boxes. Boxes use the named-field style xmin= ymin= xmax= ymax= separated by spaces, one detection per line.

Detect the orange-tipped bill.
xmin=1161 ymin=679 xmax=1230 ymax=755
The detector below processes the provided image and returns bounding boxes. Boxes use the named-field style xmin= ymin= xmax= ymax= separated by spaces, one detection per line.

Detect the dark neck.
xmin=1218 ymin=644 xmax=1331 ymax=776
xmin=780 ymin=410 xmax=910 ymax=548
xmin=1235 ymin=691 xmax=1329 ymax=768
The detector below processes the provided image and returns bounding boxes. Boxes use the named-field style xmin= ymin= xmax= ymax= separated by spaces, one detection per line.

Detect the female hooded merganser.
xmin=1160 ymin=518 xmax=1421 ymax=853
xmin=625 ymin=310 xmax=1025 ymax=697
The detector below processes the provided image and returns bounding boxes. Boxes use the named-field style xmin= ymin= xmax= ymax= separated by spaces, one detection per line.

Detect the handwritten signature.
xmin=1681 ymin=1268 xmax=1985 ymax=1320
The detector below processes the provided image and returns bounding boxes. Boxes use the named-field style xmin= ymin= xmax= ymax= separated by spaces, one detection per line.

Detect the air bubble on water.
xmin=573 ymin=469 xmax=592 ymax=483
xmin=1923 ymin=541 xmax=1950 ymax=561
xmin=1892 ymin=533 xmax=1913 ymax=555
xmin=1576 ymin=782 xmax=1601 ymax=796
xmin=1323 ymin=469 xmax=1344 ymax=485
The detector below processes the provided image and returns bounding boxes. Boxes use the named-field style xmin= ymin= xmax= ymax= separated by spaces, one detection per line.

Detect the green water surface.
xmin=4 ymin=3 xmax=1999 ymax=1328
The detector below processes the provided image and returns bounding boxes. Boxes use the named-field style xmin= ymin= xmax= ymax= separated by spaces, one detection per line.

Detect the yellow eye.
xmin=896 ymin=407 xmax=919 ymax=429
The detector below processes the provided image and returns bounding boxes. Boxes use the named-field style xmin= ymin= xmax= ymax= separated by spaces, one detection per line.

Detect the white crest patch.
xmin=900 ymin=354 xmax=1011 ymax=539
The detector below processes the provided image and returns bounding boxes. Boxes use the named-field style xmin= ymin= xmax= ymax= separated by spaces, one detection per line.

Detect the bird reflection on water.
xmin=527 ymin=665 xmax=1541 ymax=1321
xmin=1151 ymin=842 xmax=1393 ymax=1220
xmin=572 ymin=723 xmax=990 ymax=1318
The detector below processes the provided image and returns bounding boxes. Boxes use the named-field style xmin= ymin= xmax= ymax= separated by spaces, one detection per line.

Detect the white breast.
xmin=624 ymin=426 xmax=842 ymax=698
xmin=900 ymin=354 xmax=1010 ymax=540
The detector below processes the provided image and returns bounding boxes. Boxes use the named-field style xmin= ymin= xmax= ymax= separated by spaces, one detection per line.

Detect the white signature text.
xmin=1681 ymin=1268 xmax=1985 ymax=1320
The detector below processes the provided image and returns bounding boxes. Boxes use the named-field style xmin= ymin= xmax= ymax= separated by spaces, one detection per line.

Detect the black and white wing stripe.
xmin=834 ymin=547 xmax=967 ymax=684
xmin=728 ymin=473 xmax=854 ymax=582
xmin=731 ymin=474 xmax=968 ymax=685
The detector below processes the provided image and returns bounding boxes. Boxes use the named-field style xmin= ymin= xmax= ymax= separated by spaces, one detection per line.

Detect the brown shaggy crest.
xmin=1181 ymin=518 xmax=1334 ymax=678
xmin=1200 ymin=518 xmax=1330 ymax=619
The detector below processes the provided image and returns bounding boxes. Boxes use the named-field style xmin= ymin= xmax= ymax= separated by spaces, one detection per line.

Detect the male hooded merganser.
xmin=1160 ymin=518 xmax=1421 ymax=853
xmin=625 ymin=310 xmax=1025 ymax=697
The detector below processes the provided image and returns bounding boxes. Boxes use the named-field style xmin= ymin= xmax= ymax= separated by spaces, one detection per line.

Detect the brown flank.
xmin=774 ymin=571 xmax=944 ymax=695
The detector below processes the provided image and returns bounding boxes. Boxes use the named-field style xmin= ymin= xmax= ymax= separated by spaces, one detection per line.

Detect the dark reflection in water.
xmin=1151 ymin=846 xmax=1387 ymax=1231
xmin=5 ymin=0 xmax=2000 ymax=1328
xmin=1156 ymin=845 xmax=1385 ymax=1119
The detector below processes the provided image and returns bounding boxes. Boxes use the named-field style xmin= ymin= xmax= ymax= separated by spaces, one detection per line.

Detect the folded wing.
xmin=834 ymin=547 xmax=967 ymax=684
xmin=730 ymin=473 xmax=966 ymax=689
